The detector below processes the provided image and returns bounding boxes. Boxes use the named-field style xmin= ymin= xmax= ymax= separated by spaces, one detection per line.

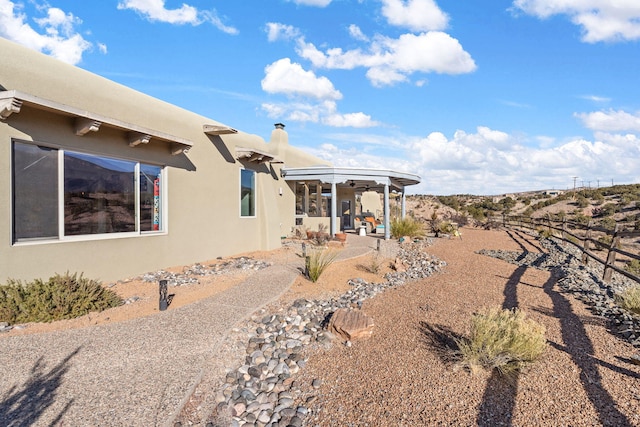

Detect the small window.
xmin=240 ymin=169 xmax=255 ymax=217
xmin=139 ymin=164 xmax=163 ymax=231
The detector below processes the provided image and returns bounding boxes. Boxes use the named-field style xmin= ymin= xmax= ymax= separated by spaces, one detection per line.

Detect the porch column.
xmin=401 ymin=191 xmax=406 ymax=218
xmin=384 ymin=183 xmax=390 ymax=240
xmin=330 ymin=182 xmax=337 ymax=236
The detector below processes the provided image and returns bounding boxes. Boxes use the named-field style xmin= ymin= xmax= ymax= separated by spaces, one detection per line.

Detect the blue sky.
xmin=1 ymin=0 xmax=639 ymax=195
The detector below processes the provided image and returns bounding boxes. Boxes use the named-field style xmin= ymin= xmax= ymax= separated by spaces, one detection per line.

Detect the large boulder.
xmin=327 ymin=308 xmax=374 ymax=341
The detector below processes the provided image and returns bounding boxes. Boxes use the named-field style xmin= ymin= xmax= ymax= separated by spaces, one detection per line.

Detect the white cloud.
xmin=305 ymin=124 xmax=640 ymax=195
xmin=576 ymin=109 xmax=640 ymax=132
xmin=323 ymin=111 xmax=380 ymax=128
xmin=348 ymin=24 xmax=368 ymax=42
xmin=266 ymin=22 xmax=300 ymax=42
xmin=512 ymin=0 xmax=640 ymax=42
xmin=261 ymin=58 xmax=342 ymax=100
xmin=0 ymin=0 xmax=92 ymax=64
xmin=580 ymin=94 xmax=611 ymax=103
xmin=261 ymin=99 xmax=379 ymax=128
xmin=117 ymin=0 xmax=238 ymax=33
xmin=297 ymin=31 xmax=476 ymax=87
xmin=288 ymin=0 xmax=332 ymax=6
xmin=380 ymin=0 xmax=449 ymax=32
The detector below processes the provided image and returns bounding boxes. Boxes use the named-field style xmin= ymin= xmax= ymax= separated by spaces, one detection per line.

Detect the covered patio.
xmin=281 ymin=166 xmax=421 ymax=240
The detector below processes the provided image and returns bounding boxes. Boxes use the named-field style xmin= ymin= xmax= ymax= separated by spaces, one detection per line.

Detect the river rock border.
xmin=478 ymin=235 xmax=640 ymax=348
xmin=201 ymin=241 xmax=446 ymax=427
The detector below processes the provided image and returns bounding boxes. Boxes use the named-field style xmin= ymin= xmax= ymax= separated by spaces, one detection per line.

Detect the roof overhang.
xmin=203 ymin=124 xmax=238 ymax=135
xmin=0 ymin=90 xmax=193 ymax=155
xmin=235 ymin=147 xmax=283 ymax=164
xmin=281 ymin=166 xmax=420 ymax=192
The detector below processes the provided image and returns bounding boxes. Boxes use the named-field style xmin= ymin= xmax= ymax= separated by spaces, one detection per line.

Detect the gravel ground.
xmin=294 ymin=228 xmax=640 ymax=427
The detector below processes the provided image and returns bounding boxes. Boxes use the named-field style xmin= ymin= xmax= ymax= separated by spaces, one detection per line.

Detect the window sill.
xmin=12 ymin=231 xmax=167 ymax=247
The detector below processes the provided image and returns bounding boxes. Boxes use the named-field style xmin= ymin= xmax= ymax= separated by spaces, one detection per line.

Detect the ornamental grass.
xmin=390 ymin=217 xmax=424 ymax=239
xmin=454 ymin=307 xmax=547 ymax=377
xmin=615 ymin=285 xmax=640 ymax=315
xmin=305 ymin=249 xmax=338 ymax=283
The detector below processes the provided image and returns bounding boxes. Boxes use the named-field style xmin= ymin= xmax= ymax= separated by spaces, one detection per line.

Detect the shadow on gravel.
xmin=540 ymin=273 xmax=634 ymax=426
xmin=506 ymin=229 xmax=544 ymax=254
xmin=0 ymin=347 xmax=80 ymax=426
xmin=477 ymin=262 xmax=526 ymax=426
xmin=418 ymin=321 xmax=463 ymax=360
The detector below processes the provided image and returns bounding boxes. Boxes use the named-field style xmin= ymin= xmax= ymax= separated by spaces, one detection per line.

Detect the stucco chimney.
xmin=270 ymin=122 xmax=288 ymax=146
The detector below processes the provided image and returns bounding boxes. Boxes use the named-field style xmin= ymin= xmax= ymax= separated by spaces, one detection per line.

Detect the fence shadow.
xmin=0 ymin=346 xmax=80 ymax=426
xmin=541 ymin=273 xmax=633 ymax=426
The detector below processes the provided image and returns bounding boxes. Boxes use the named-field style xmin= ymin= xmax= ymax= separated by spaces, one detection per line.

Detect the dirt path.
xmin=296 ymin=228 xmax=640 ymax=426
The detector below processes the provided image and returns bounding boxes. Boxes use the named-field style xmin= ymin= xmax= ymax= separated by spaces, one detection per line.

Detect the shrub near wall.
xmin=0 ymin=272 xmax=122 ymax=325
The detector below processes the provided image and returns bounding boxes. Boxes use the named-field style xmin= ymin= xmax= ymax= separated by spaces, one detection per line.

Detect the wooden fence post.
xmin=603 ymin=224 xmax=621 ymax=283
xmin=561 ymin=218 xmax=567 ymax=240
xmin=582 ymin=221 xmax=591 ymax=265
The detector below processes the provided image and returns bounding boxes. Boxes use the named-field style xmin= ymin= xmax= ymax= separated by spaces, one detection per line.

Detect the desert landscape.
xmin=2 ymin=185 xmax=640 ymax=427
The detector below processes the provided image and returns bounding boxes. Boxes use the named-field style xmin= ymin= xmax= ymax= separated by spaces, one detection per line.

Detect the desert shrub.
xmin=454 ymin=307 xmax=546 ymax=377
xmin=595 ymin=235 xmax=617 ymax=251
xmin=625 ymin=260 xmax=640 ymax=276
xmin=391 ymin=217 xmax=424 ymax=238
xmin=305 ymin=249 xmax=338 ymax=283
xmin=521 ymin=207 xmax=534 ymax=217
xmin=450 ymin=213 xmax=469 ymax=227
xmin=615 ymin=286 xmax=640 ymax=315
xmin=0 ymin=272 xmax=122 ymax=325
xmin=360 ymin=252 xmax=385 ymax=274
xmin=598 ymin=217 xmax=617 ymax=230
xmin=536 ymin=227 xmax=553 ymax=239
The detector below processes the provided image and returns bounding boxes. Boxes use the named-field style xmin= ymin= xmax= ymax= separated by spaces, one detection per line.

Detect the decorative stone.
xmin=327 ymin=308 xmax=374 ymax=341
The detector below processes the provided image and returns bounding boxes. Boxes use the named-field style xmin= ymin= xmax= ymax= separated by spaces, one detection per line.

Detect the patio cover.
xmin=281 ymin=166 xmax=421 ymax=240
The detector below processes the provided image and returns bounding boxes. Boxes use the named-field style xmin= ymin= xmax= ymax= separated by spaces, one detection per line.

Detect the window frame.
xmin=239 ymin=168 xmax=256 ymax=218
xmin=11 ymin=139 xmax=167 ymax=245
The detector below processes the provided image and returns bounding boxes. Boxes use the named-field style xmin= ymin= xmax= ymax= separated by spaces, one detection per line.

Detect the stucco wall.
xmin=0 ymin=38 xmax=328 ymax=282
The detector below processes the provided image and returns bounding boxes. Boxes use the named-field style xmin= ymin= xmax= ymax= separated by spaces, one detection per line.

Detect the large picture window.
xmin=240 ymin=169 xmax=255 ymax=217
xmin=12 ymin=140 xmax=164 ymax=242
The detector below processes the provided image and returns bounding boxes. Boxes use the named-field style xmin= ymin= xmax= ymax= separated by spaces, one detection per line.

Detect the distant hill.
xmin=406 ymin=184 xmax=640 ymax=231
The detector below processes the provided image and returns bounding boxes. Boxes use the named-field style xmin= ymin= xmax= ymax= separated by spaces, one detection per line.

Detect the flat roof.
xmin=281 ymin=166 xmax=420 ymax=191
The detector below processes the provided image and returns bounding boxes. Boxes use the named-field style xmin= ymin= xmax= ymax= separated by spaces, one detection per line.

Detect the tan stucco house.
xmin=0 ymin=37 xmax=419 ymax=282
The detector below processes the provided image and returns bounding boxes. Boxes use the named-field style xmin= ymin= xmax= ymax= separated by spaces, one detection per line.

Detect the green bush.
xmin=390 ymin=217 xmax=424 ymax=238
xmin=305 ymin=249 xmax=338 ymax=283
xmin=0 ymin=272 xmax=122 ymax=325
xmin=454 ymin=307 xmax=546 ymax=377
xmin=615 ymin=286 xmax=640 ymax=315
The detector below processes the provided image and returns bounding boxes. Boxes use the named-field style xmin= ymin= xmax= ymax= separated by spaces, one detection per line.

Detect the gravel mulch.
xmin=294 ymin=228 xmax=640 ymax=426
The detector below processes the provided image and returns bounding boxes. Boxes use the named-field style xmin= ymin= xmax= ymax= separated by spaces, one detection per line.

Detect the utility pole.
xmin=572 ymin=176 xmax=578 ymax=200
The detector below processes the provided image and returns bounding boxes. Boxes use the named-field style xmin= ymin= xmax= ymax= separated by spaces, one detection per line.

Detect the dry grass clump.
xmin=390 ymin=217 xmax=424 ymax=239
xmin=0 ymin=272 xmax=122 ymax=325
xmin=454 ymin=307 xmax=547 ymax=377
xmin=615 ymin=286 xmax=640 ymax=315
xmin=359 ymin=252 xmax=385 ymax=274
xmin=305 ymin=249 xmax=339 ymax=283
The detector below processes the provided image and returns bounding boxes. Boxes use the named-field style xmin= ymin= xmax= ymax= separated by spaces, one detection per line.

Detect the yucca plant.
xmin=615 ymin=286 xmax=640 ymax=315
xmin=454 ymin=307 xmax=547 ymax=377
xmin=305 ymin=249 xmax=338 ymax=283
xmin=0 ymin=272 xmax=122 ymax=325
